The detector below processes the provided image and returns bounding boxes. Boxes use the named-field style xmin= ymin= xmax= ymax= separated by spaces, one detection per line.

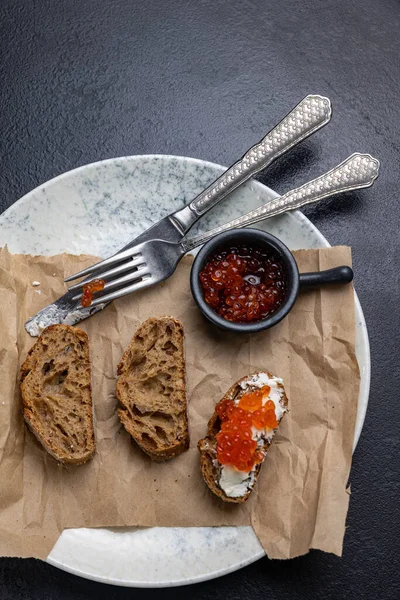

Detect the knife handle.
xmin=172 ymin=95 xmax=331 ymax=231
xmin=183 ymin=153 xmax=379 ymax=250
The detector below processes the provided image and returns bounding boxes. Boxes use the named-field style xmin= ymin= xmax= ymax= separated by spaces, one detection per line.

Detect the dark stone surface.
xmin=1 ymin=0 xmax=399 ymax=597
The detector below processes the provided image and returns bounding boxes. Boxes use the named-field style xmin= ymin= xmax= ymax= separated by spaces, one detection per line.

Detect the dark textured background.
xmin=1 ymin=0 xmax=399 ymax=597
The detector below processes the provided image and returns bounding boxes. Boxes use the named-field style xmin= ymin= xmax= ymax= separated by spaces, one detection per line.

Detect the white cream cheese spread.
xmin=219 ymin=465 xmax=256 ymax=498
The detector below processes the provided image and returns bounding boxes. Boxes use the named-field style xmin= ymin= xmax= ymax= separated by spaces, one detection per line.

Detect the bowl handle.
xmin=299 ymin=265 xmax=354 ymax=289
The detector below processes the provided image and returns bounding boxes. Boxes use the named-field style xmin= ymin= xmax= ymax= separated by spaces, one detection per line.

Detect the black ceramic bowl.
xmin=190 ymin=228 xmax=353 ymax=333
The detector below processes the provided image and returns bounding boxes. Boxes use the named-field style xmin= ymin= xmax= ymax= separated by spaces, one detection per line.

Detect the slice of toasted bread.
xmin=198 ymin=371 xmax=288 ymax=503
xmin=116 ymin=316 xmax=189 ymax=461
xmin=20 ymin=324 xmax=95 ymax=465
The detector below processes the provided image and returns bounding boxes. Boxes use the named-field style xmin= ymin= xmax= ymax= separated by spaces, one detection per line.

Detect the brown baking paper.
xmin=0 ymin=246 xmax=359 ymax=560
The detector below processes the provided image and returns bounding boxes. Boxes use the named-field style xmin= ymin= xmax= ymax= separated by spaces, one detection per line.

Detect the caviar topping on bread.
xmin=116 ymin=316 xmax=189 ymax=461
xmin=20 ymin=324 xmax=95 ymax=465
xmin=198 ymin=371 xmax=287 ymax=503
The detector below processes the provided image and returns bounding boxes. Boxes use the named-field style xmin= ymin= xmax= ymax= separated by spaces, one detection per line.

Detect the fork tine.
xmin=64 ymin=246 xmax=144 ymax=283
xmin=71 ymin=265 xmax=149 ymax=302
xmin=88 ymin=275 xmax=154 ymax=307
xmin=67 ymin=254 xmax=146 ymax=292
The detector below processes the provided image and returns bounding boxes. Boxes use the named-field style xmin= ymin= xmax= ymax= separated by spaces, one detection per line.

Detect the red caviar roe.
xmin=238 ymin=385 xmax=270 ymax=411
xmin=215 ymin=388 xmax=278 ymax=471
xmin=199 ymin=245 xmax=286 ymax=323
xmin=81 ymin=279 xmax=105 ymax=307
xmin=252 ymin=401 xmax=278 ymax=430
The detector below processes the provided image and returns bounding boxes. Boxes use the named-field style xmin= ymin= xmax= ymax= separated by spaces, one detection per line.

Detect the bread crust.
xmin=198 ymin=371 xmax=288 ymax=503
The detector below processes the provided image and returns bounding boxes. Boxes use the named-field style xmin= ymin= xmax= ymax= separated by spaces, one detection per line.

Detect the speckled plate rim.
xmin=0 ymin=154 xmax=370 ymax=588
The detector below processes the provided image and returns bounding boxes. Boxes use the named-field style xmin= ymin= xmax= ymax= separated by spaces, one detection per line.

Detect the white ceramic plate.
xmin=0 ymin=155 xmax=370 ymax=587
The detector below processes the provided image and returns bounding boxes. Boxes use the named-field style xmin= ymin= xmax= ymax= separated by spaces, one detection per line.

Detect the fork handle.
xmin=171 ymin=95 xmax=331 ymax=231
xmin=183 ymin=153 xmax=380 ymax=251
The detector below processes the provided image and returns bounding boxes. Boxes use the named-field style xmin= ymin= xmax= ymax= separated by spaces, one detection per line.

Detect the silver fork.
xmin=66 ymin=153 xmax=379 ymax=308
xmin=26 ymin=94 xmax=334 ymax=334
xmin=66 ymin=94 xmax=331 ymax=282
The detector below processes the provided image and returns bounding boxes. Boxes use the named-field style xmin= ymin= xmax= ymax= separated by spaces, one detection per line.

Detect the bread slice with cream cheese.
xmin=198 ymin=371 xmax=288 ymax=503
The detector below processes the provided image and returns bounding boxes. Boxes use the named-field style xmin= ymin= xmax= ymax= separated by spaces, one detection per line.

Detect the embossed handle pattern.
xmin=184 ymin=153 xmax=379 ymax=250
xmin=189 ymin=94 xmax=332 ymax=216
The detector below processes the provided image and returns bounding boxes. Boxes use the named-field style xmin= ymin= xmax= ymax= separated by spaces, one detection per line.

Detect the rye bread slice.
xmin=198 ymin=371 xmax=288 ymax=503
xmin=116 ymin=316 xmax=189 ymax=461
xmin=20 ymin=324 xmax=95 ymax=465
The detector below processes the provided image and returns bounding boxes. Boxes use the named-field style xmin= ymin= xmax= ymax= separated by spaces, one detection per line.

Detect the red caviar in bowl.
xmin=199 ymin=244 xmax=286 ymax=323
xmin=81 ymin=279 xmax=105 ymax=307
xmin=215 ymin=387 xmax=278 ymax=471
